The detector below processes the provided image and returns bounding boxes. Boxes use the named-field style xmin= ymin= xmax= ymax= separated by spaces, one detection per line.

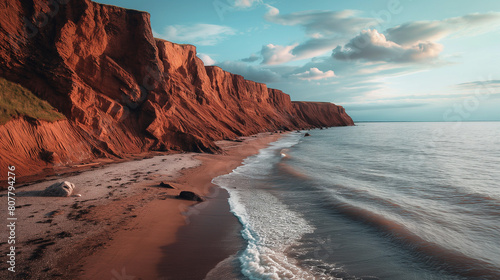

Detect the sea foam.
xmin=213 ymin=133 xmax=316 ymax=279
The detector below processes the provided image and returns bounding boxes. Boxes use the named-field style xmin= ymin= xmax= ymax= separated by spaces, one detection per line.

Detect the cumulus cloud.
xmin=386 ymin=12 xmax=500 ymax=46
xmin=258 ymin=10 xmax=500 ymax=67
xmin=257 ymin=5 xmax=379 ymax=65
xmin=291 ymin=68 xmax=335 ymax=81
xmin=241 ymin=53 xmax=261 ymax=63
xmin=217 ymin=61 xmax=281 ymax=83
xmin=154 ymin=24 xmax=236 ymax=46
xmin=332 ymin=29 xmax=443 ymax=63
xmin=197 ymin=53 xmax=216 ymax=65
xmin=292 ymin=37 xmax=343 ymax=59
xmin=264 ymin=5 xmax=376 ymax=37
xmin=258 ymin=39 xmax=344 ymax=65
xmin=261 ymin=43 xmax=298 ymax=65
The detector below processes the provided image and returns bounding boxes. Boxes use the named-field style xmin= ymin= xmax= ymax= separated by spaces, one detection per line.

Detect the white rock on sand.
xmin=42 ymin=181 xmax=75 ymax=197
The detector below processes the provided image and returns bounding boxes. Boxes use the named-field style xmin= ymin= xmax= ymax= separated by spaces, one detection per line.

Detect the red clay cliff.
xmin=0 ymin=0 xmax=353 ymax=181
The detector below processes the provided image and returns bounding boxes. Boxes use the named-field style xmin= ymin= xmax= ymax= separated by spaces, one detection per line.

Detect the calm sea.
xmin=212 ymin=122 xmax=500 ymax=280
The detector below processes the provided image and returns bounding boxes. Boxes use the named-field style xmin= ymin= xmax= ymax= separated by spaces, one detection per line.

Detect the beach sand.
xmin=0 ymin=132 xmax=282 ymax=279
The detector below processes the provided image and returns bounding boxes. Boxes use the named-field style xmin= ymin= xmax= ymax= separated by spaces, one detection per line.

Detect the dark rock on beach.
xmin=176 ymin=191 xmax=204 ymax=202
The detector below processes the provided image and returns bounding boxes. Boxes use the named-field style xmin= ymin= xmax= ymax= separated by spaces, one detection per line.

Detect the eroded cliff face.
xmin=292 ymin=102 xmax=354 ymax=128
xmin=0 ymin=0 xmax=353 ymax=180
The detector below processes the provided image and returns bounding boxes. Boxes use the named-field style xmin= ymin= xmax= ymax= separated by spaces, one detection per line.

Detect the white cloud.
xmin=257 ymin=5 xmax=378 ymax=65
xmin=197 ymin=53 xmax=216 ymax=65
xmin=333 ymin=29 xmax=443 ymax=63
xmin=386 ymin=12 xmax=500 ymax=46
xmin=261 ymin=43 xmax=298 ymax=65
xmin=292 ymin=37 xmax=342 ymax=58
xmin=217 ymin=61 xmax=281 ymax=83
xmin=258 ymin=9 xmax=500 ymax=68
xmin=264 ymin=5 xmax=376 ymax=37
xmin=324 ymin=13 xmax=500 ymax=71
xmin=291 ymin=68 xmax=335 ymax=81
xmin=154 ymin=24 xmax=236 ymax=46
xmin=259 ymin=38 xmax=343 ymax=65
xmin=241 ymin=53 xmax=261 ymax=63
xmin=233 ymin=0 xmax=262 ymax=8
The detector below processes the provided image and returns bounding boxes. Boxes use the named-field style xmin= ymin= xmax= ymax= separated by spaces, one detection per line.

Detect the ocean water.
xmin=212 ymin=122 xmax=500 ymax=280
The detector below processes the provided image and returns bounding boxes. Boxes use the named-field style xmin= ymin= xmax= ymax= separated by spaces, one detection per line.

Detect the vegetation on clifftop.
xmin=0 ymin=77 xmax=66 ymax=125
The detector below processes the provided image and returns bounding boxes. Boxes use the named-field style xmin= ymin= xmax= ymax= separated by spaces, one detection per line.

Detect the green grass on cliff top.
xmin=0 ymin=77 xmax=65 ymax=125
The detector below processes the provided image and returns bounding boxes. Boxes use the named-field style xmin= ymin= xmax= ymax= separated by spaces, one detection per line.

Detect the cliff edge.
xmin=0 ymin=0 xmax=353 ymax=180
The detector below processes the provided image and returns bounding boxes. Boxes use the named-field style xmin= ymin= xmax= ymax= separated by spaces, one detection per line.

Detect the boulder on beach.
xmin=176 ymin=191 xmax=204 ymax=202
xmin=304 ymin=133 xmax=311 ymax=137
xmin=42 ymin=181 xmax=75 ymax=197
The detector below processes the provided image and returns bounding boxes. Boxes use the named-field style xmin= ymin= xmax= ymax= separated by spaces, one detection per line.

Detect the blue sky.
xmin=96 ymin=0 xmax=500 ymax=121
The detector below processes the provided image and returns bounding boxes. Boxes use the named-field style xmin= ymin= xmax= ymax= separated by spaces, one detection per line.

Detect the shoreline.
xmin=80 ymin=132 xmax=284 ymax=279
xmin=0 ymin=132 xmax=284 ymax=279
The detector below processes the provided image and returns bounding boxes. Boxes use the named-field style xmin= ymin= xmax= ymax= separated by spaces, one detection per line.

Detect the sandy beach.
xmin=0 ymin=132 xmax=282 ymax=280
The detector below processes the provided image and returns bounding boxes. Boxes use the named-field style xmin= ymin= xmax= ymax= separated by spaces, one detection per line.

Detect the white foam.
xmin=204 ymin=254 xmax=240 ymax=280
xmin=213 ymin=133 xmax=316 ymax=279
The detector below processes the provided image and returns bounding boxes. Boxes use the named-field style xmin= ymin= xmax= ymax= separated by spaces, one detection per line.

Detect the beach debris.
xmin=304 ymin=133 xmax=311 ymax=137
xmin=159 ymin=182 xmax=175 ymax=189
xmin=42 ymin=181 xmax=75 ymax=197
xmin=176 ymin=191 xmax=204 ymax=202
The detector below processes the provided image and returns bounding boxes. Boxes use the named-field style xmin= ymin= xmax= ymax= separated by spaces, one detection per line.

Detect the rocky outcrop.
xmin=0 ymin=0 xmax=353 ymax=181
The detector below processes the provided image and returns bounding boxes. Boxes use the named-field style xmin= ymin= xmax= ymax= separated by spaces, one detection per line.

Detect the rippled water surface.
xmin=213 ymin=122 xmax=500 ymax=280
